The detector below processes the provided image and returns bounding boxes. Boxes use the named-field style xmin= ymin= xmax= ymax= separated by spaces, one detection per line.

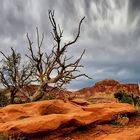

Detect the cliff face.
xmin=76 ymin=80 xmax=140 ymax=97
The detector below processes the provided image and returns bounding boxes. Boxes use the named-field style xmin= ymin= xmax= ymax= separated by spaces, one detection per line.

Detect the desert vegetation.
xmin=0 ymin=91 xmax=8 ymax=107
xmin=114 ymin=91 xmax=140 ymax=106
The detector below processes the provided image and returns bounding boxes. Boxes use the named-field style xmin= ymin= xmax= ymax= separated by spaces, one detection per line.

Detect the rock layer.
xmin=75 ymin=79 xmax=140 ymax=98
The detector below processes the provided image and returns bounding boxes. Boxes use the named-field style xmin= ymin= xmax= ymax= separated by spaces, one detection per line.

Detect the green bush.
xmin=114 ymin=91 xmax=124 ymax=101
xmin=120 ymin=96 xmax=133 ymax=104
xmin=114 ymin=91 xmax=133 ymax=105
xmin=114 ymin=91 xmax=140 ymax=106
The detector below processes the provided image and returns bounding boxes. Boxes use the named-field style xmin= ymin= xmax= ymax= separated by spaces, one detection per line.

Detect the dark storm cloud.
xmin=130 ymin=0 xmax=140 ymax=10
xmin=0 ymin=0 xmax=140 ymax=90
xmin=0 ymin=1 xmax=31 ymax=39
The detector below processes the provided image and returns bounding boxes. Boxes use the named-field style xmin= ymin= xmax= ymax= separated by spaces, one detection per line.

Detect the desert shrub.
xmin=114 ymin=91 xmax=140 ymax=106
xmin=133 ymin=96 xmax=140 ymax=106
xmin=14 ymin=97 xmax=23 ymax=104
xmin=111 ymin=114 xmax=129 ymax=126
xmin=0 ymin=92 xmax=9 ymax=107
xmin=114 ymin=91 xmax=124 ymax=101
xmin=120 ymin=96 xmax=133 ymax=104
xmin=42 ymin=94 xmax=56 ymax=100
xmin=114 ymin=91 xmax=133 ymax=105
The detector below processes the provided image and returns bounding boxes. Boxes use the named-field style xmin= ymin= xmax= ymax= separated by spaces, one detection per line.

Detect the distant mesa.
xmin=1 ymin=79 xmax=140 ymax=104
xmin=74 ymin=79 xmax=140 ymax=99
xmin=95 ymin=79 xmax=120 ymax=86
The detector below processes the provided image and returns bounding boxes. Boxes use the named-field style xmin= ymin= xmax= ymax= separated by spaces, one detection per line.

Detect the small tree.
xmin=114 ymin=91 xmax=138 ymax=105
xmin=0 ymin=48 xmax=34 ymax=104
xmin=26 ymin=10 xmax=91 ymax=101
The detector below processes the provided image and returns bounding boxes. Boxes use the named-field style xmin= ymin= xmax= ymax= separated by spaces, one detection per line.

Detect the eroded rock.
xmin=0 ymin=99 xmax=136 ymax=139
xmin=74 ymin=80 xmax=140 ymax=101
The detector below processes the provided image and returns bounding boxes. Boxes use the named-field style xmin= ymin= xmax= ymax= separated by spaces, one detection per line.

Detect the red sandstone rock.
xmin=71 ymin=98 xmax=91 ymax=106
xmin=0 ymin=99 xmax=136 ymax=138
xmin=74 ymin=79 xmax=140 ymax=98
xmin=95 ymin=79 xmax=120 ymax=86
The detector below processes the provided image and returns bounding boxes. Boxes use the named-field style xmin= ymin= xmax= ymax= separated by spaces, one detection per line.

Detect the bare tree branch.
xmin=0 ymin=48 xmax=33 ymax=104
xmin=25 ymin=10 xmax=91 ymax=101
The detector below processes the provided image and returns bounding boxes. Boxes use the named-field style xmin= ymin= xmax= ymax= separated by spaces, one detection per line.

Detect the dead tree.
xmin=0 ymin=48 xmax=34 ymax=104
xmin=26 ymin=10 xmax=91 ymax=101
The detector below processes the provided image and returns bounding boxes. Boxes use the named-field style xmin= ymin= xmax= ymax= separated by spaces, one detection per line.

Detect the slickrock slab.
xmin=0 ymin=99 xmax=136 ymax=138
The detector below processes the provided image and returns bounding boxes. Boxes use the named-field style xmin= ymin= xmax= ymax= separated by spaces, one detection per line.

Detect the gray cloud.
xmin=0 ymin=0 xmax=140 ymax=90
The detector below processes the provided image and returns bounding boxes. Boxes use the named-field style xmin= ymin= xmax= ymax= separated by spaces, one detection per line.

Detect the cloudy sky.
xmin=0 ymin=0 xmax=140 ymax=90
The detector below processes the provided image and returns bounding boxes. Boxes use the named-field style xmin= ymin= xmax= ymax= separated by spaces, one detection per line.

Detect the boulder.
xmin=0 ymin=99 xmax=136 ymax=139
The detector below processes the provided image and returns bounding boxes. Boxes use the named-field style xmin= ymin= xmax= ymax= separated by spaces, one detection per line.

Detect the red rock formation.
xmin=4 ymin=85 xmax=72 ymax=102
xmin=0 ymin=99 xmax=135 ymax=139
xmin=75 ymin=79 xmax=140 ymax=97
